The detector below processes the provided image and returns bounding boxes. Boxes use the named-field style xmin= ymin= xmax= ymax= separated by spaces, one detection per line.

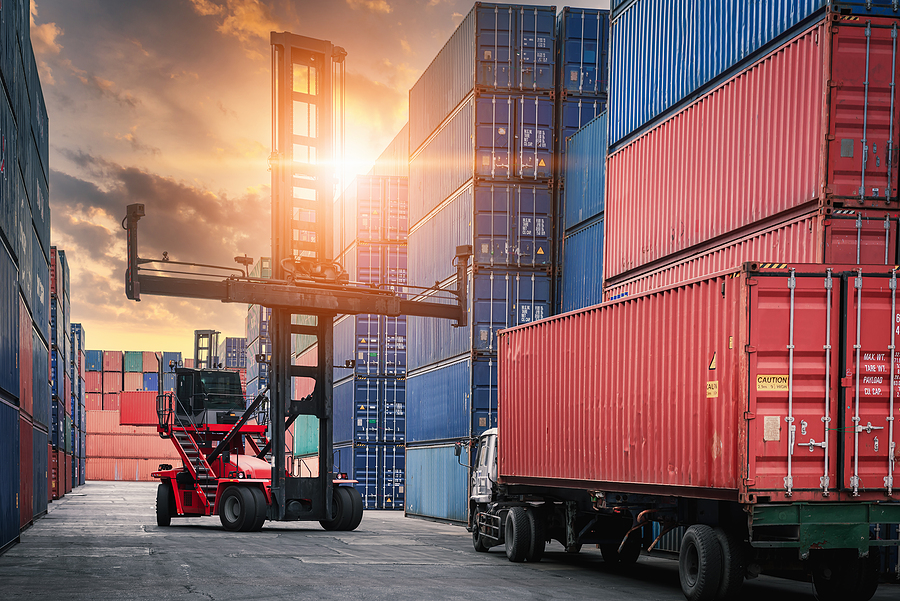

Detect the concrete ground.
xmin=1 ymin=481 xmax=897 ymax=600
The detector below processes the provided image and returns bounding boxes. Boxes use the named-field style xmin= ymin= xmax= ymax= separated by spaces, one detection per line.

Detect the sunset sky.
xmin=39 ymin=0 xmax=608 ymax=357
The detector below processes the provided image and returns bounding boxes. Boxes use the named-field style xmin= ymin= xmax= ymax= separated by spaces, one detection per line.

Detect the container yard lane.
xmin=0 ymin=481 xmax=893 ymax=601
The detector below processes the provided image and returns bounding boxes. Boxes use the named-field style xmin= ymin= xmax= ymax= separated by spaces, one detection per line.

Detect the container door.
xmin=841 ymin=270 xmax=899 ymax=498
xmin=747 ymin=269 xmax=842 ymax=501
xmin=828 ymin=17 xmax=900 ymax=202
xmin=825 ymin=210 xmax=898 ymax=265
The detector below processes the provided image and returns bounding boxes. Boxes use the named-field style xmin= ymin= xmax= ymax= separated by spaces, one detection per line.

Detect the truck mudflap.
xmin=750 ymin=503 xmax=900 ymax=558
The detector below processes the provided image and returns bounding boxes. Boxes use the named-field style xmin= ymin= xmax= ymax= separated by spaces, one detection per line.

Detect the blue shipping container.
xmin=32 ymin=328 xmax=49 ymax=429
xmin=335 ymin=175 xmax=408 ymax=253
xmin=161 ymin=352 xmax=182 ymax=370
xmin=51 ymin=399 xmax=62 ymax=448
xmin=0 ymin=93 xmax=18 ymax=263
xmin=564 ymin=112 xmax=607 ymax=231
xmin=0 ymin=242 xmax=18 ymax=399
xmin=607 ymin=0 xmax=827 ymax=147
xmin=0 ymin=399 xmax=19 ymax=553
xmin=17 ymin=193 xmax=31 ymax=316
xmin=333 ymin=376 xmax=405 ymax=444
xmin=31 ymin=226 xmax=49 ymax=346
xmin=142 ymin=372 xmax=159 ymax=392
xmin=406 ymin=356 xmax=497 ymax=443
xmin=333 ymin=442 xmax=405 ymax=510
xmin=405 ymin=444 xmax=470 ymax=523
xmin=409 ymin=3 xmax=557 ymax=153
xmin=408 ymin=268 xmax=550 ymax=370
xmin=557 ymin=7 xmax=610 ymax=96
xmin=557 ymin=95 xmax=605 ymax=159
xmin=85 ymin=349 xmax=102 ymax=371
xmin=32 ymin=426 xmax=47 ymax=517
xmin=561 ymin=215 xmax=604 ymax=313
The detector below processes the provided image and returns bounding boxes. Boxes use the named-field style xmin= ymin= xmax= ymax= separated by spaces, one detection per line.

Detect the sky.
xmin=39 ymin=0 xmax=609 ymax=358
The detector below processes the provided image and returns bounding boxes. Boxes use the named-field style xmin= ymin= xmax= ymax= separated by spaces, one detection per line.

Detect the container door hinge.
xmin=841 ymin=376 xmax=854 ymax=388
xmin=744 ymin=411 xmax=756 ymax=421
xmin=744 ymin=478 xmax=756 ymax=487
xmin=746 ymin=278 xmax=758 ymax=286
xmin=745 ymin=345 xmax=757 ymax=354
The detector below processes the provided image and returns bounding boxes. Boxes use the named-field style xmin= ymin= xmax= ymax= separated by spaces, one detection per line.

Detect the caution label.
xmin=709 ymin=352 xmax=717 ymax=370
xmin=756 ymin=375 xmax=789 ymax=391
xmin=537 ymin=247 xmax=544 ymax=255
xmin=538 ymin=158 xmax=546 ymax=167
xmin=706 ymin=381 xmax=719 ymax=398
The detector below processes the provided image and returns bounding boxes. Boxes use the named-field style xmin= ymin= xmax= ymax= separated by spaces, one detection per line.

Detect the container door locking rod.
xmin=861 ymin=21 xmax=872 ymax=199
xmin=852 ymin=269 xmax=864 ymax=496
xmin=887 ymin=269 xmax=897 ymax=496
xmin=785 ymin=268 xmax=796 ymax=497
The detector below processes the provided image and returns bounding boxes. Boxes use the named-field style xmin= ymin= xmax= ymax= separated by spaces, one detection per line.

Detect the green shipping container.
xmin=292 ymin=415 xmax=319 ymax=456
xmin=64 ymin=413 xmax=72 ymax=454
xmin=123 ymin=351 xmax=143 ymax=372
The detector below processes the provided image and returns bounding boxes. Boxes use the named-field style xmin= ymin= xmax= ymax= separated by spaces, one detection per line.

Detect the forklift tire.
xmin=505 ymin=507 xmax=531 ymax=563
xmin=345 ymin=487 xmax=364 ymax=531
xmin=248 ymin=486 xmax=268 ymax=532
xmin=156 ymin=482 xmax=175 ymax=527
xmin=319 ymin=486 xmax=353 ymax=531
xmin=525 ymin=508 xmax=545 ymax=562
xmin=219 ymin=486 xmax=256 ymax=532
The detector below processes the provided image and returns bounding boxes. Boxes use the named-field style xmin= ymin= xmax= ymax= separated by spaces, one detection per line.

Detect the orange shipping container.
xmin=102 ymin=393 xmax=120 ymax=411
xmin=123 ymin=372 xmax=143 ymax=392
xmin=119 ymin=391 xmax=159 ymax=427
xmin=87 ymin=410 xmax=159 ymax=435
xmin=86 ymin=433 xmax=178 ymax=459
xmin=86 ymin=457 xmax=182 ymax=482
xmin=86 ymin=393 xmax=102 ymax=411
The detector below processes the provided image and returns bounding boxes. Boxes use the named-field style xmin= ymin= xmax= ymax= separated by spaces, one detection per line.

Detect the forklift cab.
xmin=173 ymin=368 xmax=245 ymax=425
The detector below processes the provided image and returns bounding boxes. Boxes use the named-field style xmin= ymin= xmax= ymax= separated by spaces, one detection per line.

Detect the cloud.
xmin=30 ymin=1 xmax=64 ymax=85
xmin=346 ymin=0 xmax=393 ymax=14
xmin=77 ymin=74 xmax=141 ymax=108
xmin=113 ymin=127 xmax=161 ymax=156
xmin=188 ymin=0 xmax=282 ymax=58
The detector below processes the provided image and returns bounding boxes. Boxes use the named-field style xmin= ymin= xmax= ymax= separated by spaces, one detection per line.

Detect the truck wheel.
xmin=345 ymin=487 xmax=364 ymax=531
xmin=505 ymin=507 xmax=531 ymax=563
xmin=219 ymin=486 xmax=257 ymax=532
xmin=473 ymin=526 xmax=491 ymax=552
xmin=601 ymin=535 xmax=642 ymax=565
xmin=525 ymin=508 xmax=545 ymax=562
xmin=319 ymin=486 xmax=353 ymax=531
xmin=156 ymin=482 xmax=175 ymax=527
xmin=248 ymin=487 xmax=268 ymax=532
xmin=714 ymin=527 xmax=745 ymax=600
xmin=678 ymin=525 xmax=722 ymax=601
xmin=812 ymin=549 xmax=879 ymax=601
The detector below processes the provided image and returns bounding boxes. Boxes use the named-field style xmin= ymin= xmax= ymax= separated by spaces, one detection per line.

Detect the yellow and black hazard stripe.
xmin=757 ymin=263 xmax=788 ymax=269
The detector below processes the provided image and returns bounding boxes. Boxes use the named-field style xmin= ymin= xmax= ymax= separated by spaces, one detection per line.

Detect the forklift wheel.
xmin=219 ymin=486 xmax=257 ymax=532
xmin=248 ymin=487 xmax=268 ymax=532
xmin=156 ymin=482 xmax=175 ymax=527
xmin=319 ymin=486 xmax=353 ymax=531
xmin=345 ymin=487 xmax=364 ymax=531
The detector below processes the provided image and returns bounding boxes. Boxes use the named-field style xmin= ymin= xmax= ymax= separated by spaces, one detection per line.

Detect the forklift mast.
xmin=124 ymin=32 xmax=471 ymax=524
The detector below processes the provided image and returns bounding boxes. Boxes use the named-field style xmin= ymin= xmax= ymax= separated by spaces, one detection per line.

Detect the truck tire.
xmin=678 ymin=525 xmax=722 ymax=601
xmin=345 ymin=487 xmax=364 ymax=531
xmin=525 ymin=508 xmax=545 ymax=563
xmin=714 ymin=527 xmax=745 ymax=600
xmin=319 ymin=486 xmax=353 ymax=531
xmin=473 ymin=526 xmax=491 ymax=552
xmin=156 ymin=482 xmax=175 ymax=527
xmin=812 ymin=549 xmax=880 ymax=601
xmin=219 ymin=486 xmax=257 ymax=532
xmin=248 ymin=486 xmax=268 ymax=532
xmin=601 ymin=535 xmax=642 ymax=565
xmin=505 ymin=507 xmax=530 ymax=563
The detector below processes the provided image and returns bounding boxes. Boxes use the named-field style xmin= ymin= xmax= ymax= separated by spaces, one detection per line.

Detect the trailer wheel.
xmin=156 ymin=482 xmax=175 ymax=527
xmin=319 ymin=486 xmax=353 ymax=531
xmin=811 ymin=549 xmax=880 ymax=601
xmin=345 ymin=487 xmax=364 ymax=531
xmin=505 ymin=507 xmax=530 ymax=563
xmin=714 ymin=527 xmax=745 ymax=600
xmin=678 ymin=525 xmax=722 ymax=601
xmin=524 ymin=508 xmax=545 ymax=563
xmin=219 ymin=486 xmax=256 ymax=532
xmin=248 ymin=487 xmax=268 ymax=532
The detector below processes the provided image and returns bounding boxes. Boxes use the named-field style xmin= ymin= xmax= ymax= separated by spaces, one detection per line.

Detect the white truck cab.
xmin=471 ymin=429 xmax=497 ymax=503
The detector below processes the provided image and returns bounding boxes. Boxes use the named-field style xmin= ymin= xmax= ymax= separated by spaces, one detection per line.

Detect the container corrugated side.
xmin=557 ymin=7 xmax=609 ymax=96
xmin=31 ymin=226 xmax=48 ymax=346
xmin=141 ymin=351 xmax=156 ymax=372
xmin=0 ymin=242 xmax=17 ymax=399
xmin=370 ymin=124 xmax=409 ymax=179
xmin=123 ymin=372 xmax=143 ymax=392
xmin=85 ymin=350 xmax=102 ymax=371
xmin=102 ymin=372 xmax=122 ymax=393
xmin=119 ymin=391 xmax=158 ymax=427
xmin=86 ymin=433 xmax=178 ymax=458
xmin=86 ymin=457 xmax=180 ymax=482
xmin=32 ymin=426 xmax=47 ymax=517
xmin=405 ymin=444 xmax=469 ymax=523
xmin=87 ymin=410 xmax=161 ymax=435
xmin=500 ymin=264 xmax=900 ymax=503
xmin=0 ymin=93 xmax=18 ymax=263
xmin=607 ymin=0 xmax=826 ymax=146
xmin=18 ymin=415 xmax=32 ymax=528
xmin=606 ymin=22 xmax=827 ymax=281
xmin=561 ymin=215 xmax=604 ymax=313
xmin=333 ymin=442 xmax=405 ymax=510
xmin=123 ymin=351 xmax=143 ymax=373
xmin=563 ymin=112 xmax=606 ymax=231
xmin=31 ymin=328 xmax=49 ymax=429
xmin=336 ymin=176 xmax=409 ymax=253
xmin=0 ymin=399 xmax=18 ymax=551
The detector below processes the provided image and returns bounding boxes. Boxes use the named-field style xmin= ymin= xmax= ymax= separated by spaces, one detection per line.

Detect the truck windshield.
xmin=196 ymin=371 xmax=244 ymax=411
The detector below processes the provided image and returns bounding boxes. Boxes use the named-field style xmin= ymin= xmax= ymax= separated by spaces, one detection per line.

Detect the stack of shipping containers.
xmin=0 ymin=0 xmax=52 ymax=552
xmin=554 ymin=0 xmax=900 ymax=578
xmin=216 ymin=336 xmax=247 ymax=393
xmin=49 ymin=247 xmax=71 ymax=498
xmin=246 ymin=258 xmax=272 ymax=401
xmin=85 ymin=349 xmax=182 ymax=481
xmin=404 ymin=3 xmax=557 ymax=522
xmin=553 ymin=8 xmax=607 ymax=310
xmin=70 ymin=324 xmax=86 ymax=487
xmin=292 ymin=171 xmax=409 ymax=510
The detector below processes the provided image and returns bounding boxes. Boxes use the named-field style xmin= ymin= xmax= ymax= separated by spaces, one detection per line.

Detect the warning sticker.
xmin=537 ymin=247 xmax=544 ymax=255
xmin=756 ymin=375 xmax=789 ymax=391
xmin=706 ymin=381 xmax=719 ymax=398
xmin=708 ymin=352 xmax=717 ymax=370
xmin=538 ymin=158 xmax=546 ymax=167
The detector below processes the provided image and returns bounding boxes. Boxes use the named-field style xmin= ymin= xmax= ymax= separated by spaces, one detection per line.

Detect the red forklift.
xmin=124 ymin=33 xmax=470 ymax=532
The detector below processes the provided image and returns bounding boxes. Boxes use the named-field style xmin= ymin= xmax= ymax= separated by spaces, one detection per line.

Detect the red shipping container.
xmin=604 ymin=208 xmax=900 ymax=300
xmin=102 ymin=372 xmax=122 ymax=393
xmin=19 ymin=296 xmax=33 ymax=418
xmin=49 ymin=247 xmax=58 ymax=298
xmin=123 ymin=372 xmax=143 ymax=392
xmin=19 ymin=416 xmax=33 ymax=528
xmin=102 ymin=351 xmax=123 ymax=373
xmin=102 ymin=393 xmax=120 ymax=411
xmin=87 ymin=410 xmax=159 ymax=435
xmin=86 ymin=433 xmax=178 ymax=459
xmin=85 ymin=371 xmax=102 ymax=394
xmin=142 ymin=351 xmax=157 ymax=373
xmin=605 ymin=17 xmax=900 ymax=284
xmin=86 ymin=457 xmax=182 ymax=482
xmin=500 ymin=264 xmax=898 ymax=504
xmin=183 ymin=358 xmax=194 ymax=369
xmin=119 ymin=391 xmax=159 ymax=427
xmin=47 ymin=443 xmax=52 ymax=502
xmin=85 ymin=393 xmax=102 ymax=411
xmin=64 ymin=454 xmax=72 ymax=494
xmin=50 ymin=451 xmax=61 ymax=500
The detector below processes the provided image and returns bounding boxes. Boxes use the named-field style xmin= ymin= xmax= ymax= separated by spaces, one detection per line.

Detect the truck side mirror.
xmin=454 ymin=441 xmax=462 ymax=457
